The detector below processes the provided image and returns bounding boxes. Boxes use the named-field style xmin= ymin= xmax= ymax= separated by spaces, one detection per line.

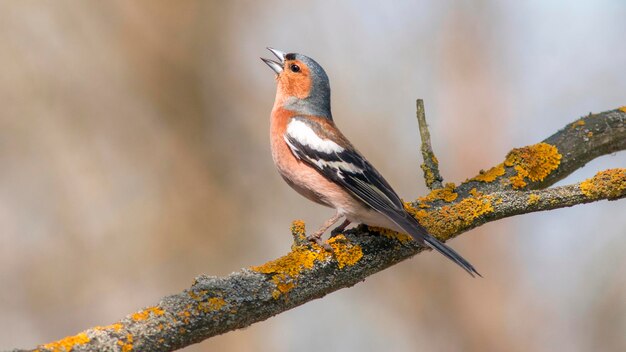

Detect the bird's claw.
xmin=329 ymin=219 xmax=351 ymax=238
xmin=306 ymin=234 xmax=333 ymax=252
xmin=329 ymin=228 xmax=343 ymax=238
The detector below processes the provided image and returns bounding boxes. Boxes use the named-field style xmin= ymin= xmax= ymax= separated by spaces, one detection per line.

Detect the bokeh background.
xmin=1 ymin=1 xmax=625 ymax=351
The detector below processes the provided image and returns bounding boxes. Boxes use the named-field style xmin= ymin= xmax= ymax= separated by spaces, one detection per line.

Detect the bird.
xmin=261 ymin=48 xmax=480 ymax=277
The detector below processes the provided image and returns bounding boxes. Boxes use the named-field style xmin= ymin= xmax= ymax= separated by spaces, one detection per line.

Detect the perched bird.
xmin=261 ymin=48 xmax=479 ymax=277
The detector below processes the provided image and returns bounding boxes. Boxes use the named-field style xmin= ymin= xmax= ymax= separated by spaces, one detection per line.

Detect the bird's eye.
xmin=290 ymin=64 xmax=301 ymax=73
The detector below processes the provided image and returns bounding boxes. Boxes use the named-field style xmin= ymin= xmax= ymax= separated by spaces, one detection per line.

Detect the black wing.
xmin=284 ymin=116 xmax=480 ymax=277
xmin=284 ymin=116 xmax=404 ymax=214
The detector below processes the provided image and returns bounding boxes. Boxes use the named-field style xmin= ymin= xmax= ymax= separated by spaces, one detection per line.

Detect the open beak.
xmin=261 ymin=47 xmax=286 ymax=74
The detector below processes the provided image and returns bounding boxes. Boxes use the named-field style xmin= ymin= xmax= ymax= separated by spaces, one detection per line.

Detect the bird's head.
xmin=262 ymin=48 xmax=332 ymax=119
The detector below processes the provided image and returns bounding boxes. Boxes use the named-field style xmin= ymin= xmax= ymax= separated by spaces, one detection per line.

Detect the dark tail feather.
xmin=421 ymin=233 xmax=481 ymax=277
xmin=394 ymin=214 xmax=481 ymax=277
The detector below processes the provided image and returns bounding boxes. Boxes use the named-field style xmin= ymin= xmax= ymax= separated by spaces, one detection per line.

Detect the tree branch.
xmin=416 ymin=99 xmax=444 ymax=190
xmin=17 ymin=107 xmax=626 ymax=352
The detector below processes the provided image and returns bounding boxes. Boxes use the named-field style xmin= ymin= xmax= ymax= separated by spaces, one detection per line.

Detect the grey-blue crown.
xmin=286 ymin=53 xmax=332 ymax=119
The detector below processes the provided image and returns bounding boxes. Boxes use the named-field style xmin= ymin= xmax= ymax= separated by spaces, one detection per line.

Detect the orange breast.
xmin=270 ymin=107 xmax=343 ymax=207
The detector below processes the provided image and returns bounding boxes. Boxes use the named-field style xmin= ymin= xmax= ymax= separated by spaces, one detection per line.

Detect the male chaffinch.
xmin=261 ymin=48 xmax=479 ymax=277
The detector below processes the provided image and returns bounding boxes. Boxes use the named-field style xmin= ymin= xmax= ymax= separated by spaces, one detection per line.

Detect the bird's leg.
xmin=307 ymin=212 xmax=342 ymax=251
xmin=330 ymin=219 xmax=351 ymax=238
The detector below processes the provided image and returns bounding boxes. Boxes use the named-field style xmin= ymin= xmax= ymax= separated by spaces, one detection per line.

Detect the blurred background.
xmin=1 ymin=1 xmax=625 ymax=351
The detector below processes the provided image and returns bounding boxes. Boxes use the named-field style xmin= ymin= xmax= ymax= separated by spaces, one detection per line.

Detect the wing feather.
xmin=284 ymin=116 xmax=480 ymax=277
xmin=285 ymin=117 xmax=404 ymax=213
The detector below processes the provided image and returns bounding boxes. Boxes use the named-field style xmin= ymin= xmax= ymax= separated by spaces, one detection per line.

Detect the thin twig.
xmin=416 ymin=99 xmax=443 ymax=189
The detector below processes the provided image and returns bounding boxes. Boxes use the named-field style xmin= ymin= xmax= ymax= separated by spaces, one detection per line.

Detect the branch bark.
xmin=416 ymin=99 xmax=444 ymax=190
xmin=15 ymin=107 xmax=626 ymax=352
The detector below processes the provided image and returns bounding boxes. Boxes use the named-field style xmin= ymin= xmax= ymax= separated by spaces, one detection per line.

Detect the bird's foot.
xmin=329 ymin=228 xmax=342 ymax=238
xmin=306 ymin=232 xmax=333 ymax=252
xmin=330 ymin=219 xmax=351 ymax=238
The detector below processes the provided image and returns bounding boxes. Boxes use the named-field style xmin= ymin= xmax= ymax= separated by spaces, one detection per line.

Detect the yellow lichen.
xmin=271 ymin=290 xmax=282 ymax=300
xmin=369 ymin=226 xmax=413 ymax=245
xmin=188 ymin=289 xmax=208 ymax=301
xmin=469 ymin=188 xmax=482 ymax=197
xmin=420 ymin=155 xmax=440 ymax=188
xmin=527 ymin=194 xmax=541 ymax=205
xmin=504 ymin=143 xmax=562 ymax=189
xmin=619 ymin=106 xmax=626 ymax=113
xmin=421 ymin=163 xmax=436 ymax=187
xmin=189 ymin=289 xmax=227 ymax=313
xmin=509 ymin=167 xmax=528 ymax=188
xmin=580 ymin=169 xmax=626 ymax=199
xmin=198 ymin=297 xmax=227 ymax=313
xmin=472 ymin=164 xmax=505 ymax=183
xmin=131 ymin=306 xmax=164 ymax=321
xmin=178 ymin=310 xmax=191 ymax=324
xmin=587 ymin=131 xmax=593 ymax=138
xmin=116 ymin=334 xmax=133 ymax=352
xmin=404 ymin=195 xmax=494 ymax=241
xmin=367 ymin=203 xmax=421 ymax=244
xmin=208 ymin=297 xmax=226 ymax=310
xmin=41 ymin=332 xmax=90 ymax=352
xmin=328 ymin=235 xmax=364 ymax=268
xmin=252 ymin=245 xmax=330 ymax=298
xmin=252 ymin=234 xmax=363 ymax=298
xmin=370 ymin=226 xmax=412 ymax=243
xmin=570 ymin=120 xmax=585 ymax=129
xmin=373 ymin=194 xmax=494 ymax=243
xmin=419 ymin=183 xmax=458 ymax=203
xmin=93 ymin=323 xmax=122 ymax=332
xmin=290 ymin=220 xmax=307 ymax=244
